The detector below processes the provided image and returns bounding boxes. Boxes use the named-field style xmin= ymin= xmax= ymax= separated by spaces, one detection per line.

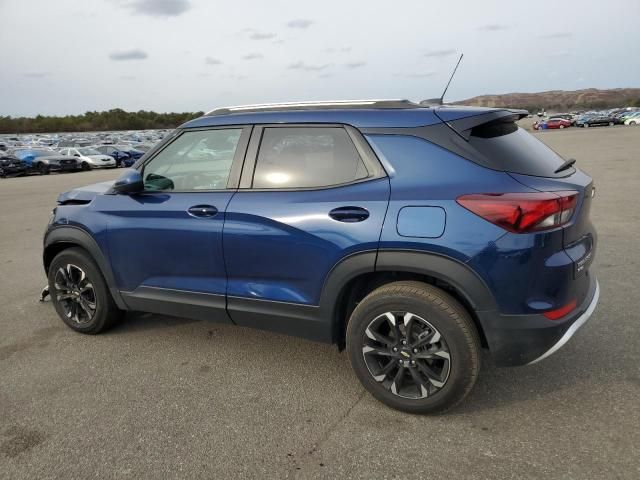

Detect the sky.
xmin=0 ymin=0 xmax=638 ymax=116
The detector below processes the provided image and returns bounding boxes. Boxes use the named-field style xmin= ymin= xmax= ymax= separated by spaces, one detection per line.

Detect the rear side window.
xmin=468 ymin=123 xmax=568 ymax=177
xmin=253 ymin=127 xmax=369 ymax=189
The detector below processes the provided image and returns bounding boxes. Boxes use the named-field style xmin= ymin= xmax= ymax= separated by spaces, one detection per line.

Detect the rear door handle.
xmin=329 ymin=206 xmax=370 ymax=223
xmin=187 ymin=205 xmax=218 ymax=218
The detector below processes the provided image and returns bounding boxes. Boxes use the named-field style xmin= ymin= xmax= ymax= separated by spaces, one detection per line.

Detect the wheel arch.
xmin=44 ymin=226 xmax=127 ymax=309
xmin=322 ymin=250 xmax=496 ymax=349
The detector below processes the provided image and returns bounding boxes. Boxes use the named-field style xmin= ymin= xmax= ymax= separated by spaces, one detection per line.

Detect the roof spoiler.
xmin=435 ymin=108 xmax=529 ymax=141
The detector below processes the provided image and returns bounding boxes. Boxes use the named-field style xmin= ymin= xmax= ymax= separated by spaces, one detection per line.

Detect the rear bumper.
xmin=478 ymin=273 xmax=599 ymax=366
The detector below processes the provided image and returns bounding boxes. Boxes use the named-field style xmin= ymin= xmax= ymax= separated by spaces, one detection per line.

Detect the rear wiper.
xmin=554 ymin=158 xmax=576 ymax=174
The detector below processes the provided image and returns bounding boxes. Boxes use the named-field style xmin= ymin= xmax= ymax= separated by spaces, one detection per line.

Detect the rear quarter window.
xmin=468 ymin=124 xmax=570 ymax=177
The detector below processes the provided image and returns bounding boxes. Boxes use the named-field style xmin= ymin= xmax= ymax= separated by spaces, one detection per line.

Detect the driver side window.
xmin=142 ymin=129 xmax=242 ymax=191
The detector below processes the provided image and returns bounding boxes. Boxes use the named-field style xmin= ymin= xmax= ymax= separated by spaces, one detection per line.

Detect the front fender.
xmin=43 ymin=225 xmax=127 ymax=309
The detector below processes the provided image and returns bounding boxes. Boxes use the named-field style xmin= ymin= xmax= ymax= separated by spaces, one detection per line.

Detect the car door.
xmin=96 ymin=126 xmax=251 ymax=322
xmin=223 ymin=124 xmax=389 ymax=341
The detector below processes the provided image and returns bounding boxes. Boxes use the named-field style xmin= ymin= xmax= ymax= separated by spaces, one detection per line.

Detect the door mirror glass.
xmin=113 ymin=169 xmax=143 ymax=194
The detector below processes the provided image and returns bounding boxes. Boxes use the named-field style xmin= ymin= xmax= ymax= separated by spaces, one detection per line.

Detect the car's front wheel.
xmin=346 ymin=281 xmax=481 ymax=414
xmin=48 ymin=247 xmax=123 ymax=334
xmin=81 ymin=162 xmax=91 ymax=171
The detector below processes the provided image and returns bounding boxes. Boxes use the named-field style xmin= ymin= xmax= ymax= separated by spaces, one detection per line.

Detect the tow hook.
xmin=40 ymin=285 xmax=50 ymax=302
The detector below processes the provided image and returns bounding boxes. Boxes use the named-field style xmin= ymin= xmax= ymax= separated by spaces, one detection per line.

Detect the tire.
xmin=630 ymin=121 xmax=637 ymax=126
xmin=48 ymin=247 xmax=123 ymax=334
xmin=81 ymin=162 xmax=91 ymax=171
xmin=609 ymin=122 xmax=614 ymax=126
xmin=37 ymin=162 xmax=49 ymax=175
xmin=584 ymin=123 xmax=589 ymax=128
xmin=346 ymin=281 xmax=481 ymax=414
xmin=559 ymin=124 xmax=565 ymax=129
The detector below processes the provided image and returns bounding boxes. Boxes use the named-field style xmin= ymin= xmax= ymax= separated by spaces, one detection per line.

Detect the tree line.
xmin=0 ymin=109 xmax=204 ymax=134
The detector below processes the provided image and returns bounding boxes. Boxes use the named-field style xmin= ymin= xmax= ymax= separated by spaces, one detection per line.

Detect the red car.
xmin=535 ymin=118 xmax=572 ymax=130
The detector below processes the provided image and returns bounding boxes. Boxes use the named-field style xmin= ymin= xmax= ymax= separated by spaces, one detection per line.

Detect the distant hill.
xmin=454 ymin=88 xmax=640 ymax=112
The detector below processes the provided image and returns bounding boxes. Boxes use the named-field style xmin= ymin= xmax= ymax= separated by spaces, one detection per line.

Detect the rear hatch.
xmin=438 ymin=107 xmax=596 ymax=275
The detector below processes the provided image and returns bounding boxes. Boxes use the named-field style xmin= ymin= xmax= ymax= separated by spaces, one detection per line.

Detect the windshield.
xmin=78 ymin=148 xmax=101 ymax=155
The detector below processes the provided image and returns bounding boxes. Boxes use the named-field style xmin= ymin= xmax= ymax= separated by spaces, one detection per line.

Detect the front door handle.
xmin=329 ymin=206 xmax=370 ymax=223
xmin=187 ymin=205 xmax=218 ymax=218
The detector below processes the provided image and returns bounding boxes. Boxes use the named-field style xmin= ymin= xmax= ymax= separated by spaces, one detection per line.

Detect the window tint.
xmin=253 ymin=127 xmax=368 ymax=189
xmin=469 ymin=124 xmax=569 ymax=177
xmin=142 ymin=129 xmax=242 ymax=191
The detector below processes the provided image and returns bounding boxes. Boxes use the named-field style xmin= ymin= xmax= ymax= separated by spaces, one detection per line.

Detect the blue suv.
xmin=43 ymin=100 xmax=599 ymax=413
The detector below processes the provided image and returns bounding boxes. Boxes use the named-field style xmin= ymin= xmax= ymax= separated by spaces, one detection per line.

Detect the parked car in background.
xmin=575 ymin=115 xmax=615 ymax=127
xmin=131 ymin=143 xmax=155 ymax=153
xmin=12 ymin=148 xmax=80 ymax=174
xmin=623 ymin=113 xmax=640 ymax=125
xmin=535 ymin=118 xmax=572 ymax=130
xmin=113 ymin=145 xmax=145 ymax=161
xmin=93 ymin=145 xmax=135 ymax=167
xmin=60 ymin=147 xmax=116 ymax=170
xmin=548 ymin=114 xmax=575 ymax=125
xmin=0 ymin=153 xmax=29 ymax=178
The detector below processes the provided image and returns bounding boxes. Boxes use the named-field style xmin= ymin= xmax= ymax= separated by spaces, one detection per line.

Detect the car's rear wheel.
xmin=81 ymin=162 xmax=91 ymax=171
xmin=48 ymin=247 xmax=123 ymax=334
xmin=584 ymin=123 xmax=589 ymax=128
xmin=630 ymin=121 xmax=637 ymax=126
xmin=559 ymin=124 xmax=565 ymax=129
xmin=37 ymin=162 xmax=49 ymax=175
xmin=609 ymin=122 xmax=614 ymax=126
xmin=346 ymin=281 xmax=481 ymax=414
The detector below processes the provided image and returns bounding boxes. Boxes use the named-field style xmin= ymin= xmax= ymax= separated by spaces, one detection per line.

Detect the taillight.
xmin=456 ymin=191 xmax=578 ymax=233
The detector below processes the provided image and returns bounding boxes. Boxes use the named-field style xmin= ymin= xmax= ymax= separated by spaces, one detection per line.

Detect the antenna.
xmin=420 ymin=53 xmax=464 ymax=106
xmin=439 ymin=53 xmax=463 ymax=104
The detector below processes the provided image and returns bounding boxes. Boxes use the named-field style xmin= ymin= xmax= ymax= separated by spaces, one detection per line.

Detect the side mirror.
xmin=113 ymin=169 xmax=143 ymax=194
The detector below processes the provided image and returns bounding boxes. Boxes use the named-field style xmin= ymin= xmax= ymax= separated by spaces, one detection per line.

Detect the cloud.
xmin=119 ymin=75 xmax=136 ymax=80
xmin=345 ymin=61 xmax=366 ymax=69
xmin=119 ymin=0 xmax=191 ymax=17
xmin=242 ymin=53 xmax=263 ymax=60
xmin=109 ymin=49 xmax=148 ymax=60
xmin=249 ymin=32 xmax=276 ymax=40
xmin=287 ymin=19 xmax=314 ymax=29
xmin=424 ymin=49 xmax=456 ymax=58
xmin=478 ymin=24 xmax=508 ymax=31
xmin=205 ymin=56 xmax=222 ymax=65
xmin=326 ymin=47 xmax=352 ymax=53
xmin=395 ymin=72 xmax=437 ymax=78
xmin=318 ymin=73 xmax=333 ymax=79
xmin=540 ymin=32 xmax=572 ymax=39
xmin=23 ymin=72 xmax=50 ymax=78
xmin=288 ymin=61 xmax=331 ymax=71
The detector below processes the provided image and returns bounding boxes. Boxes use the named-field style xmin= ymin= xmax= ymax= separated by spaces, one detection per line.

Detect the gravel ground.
xmin=1 ymin=125 xmax=639 ymax=479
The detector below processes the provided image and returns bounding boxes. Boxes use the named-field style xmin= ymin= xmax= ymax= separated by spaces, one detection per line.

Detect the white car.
xmin=623 ymin=114 xmax=640 ymax=126
xmin=59 ymin=147 xmax=116 ymax=170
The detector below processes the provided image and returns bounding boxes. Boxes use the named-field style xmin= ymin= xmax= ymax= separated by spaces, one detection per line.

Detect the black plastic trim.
xmin=43 ymin=225 xmax=127 ymax=310
xmin=375 ymin=249 xmax=498 ymax=311
xmin=121 ymin=286 xmax=231 ymax=323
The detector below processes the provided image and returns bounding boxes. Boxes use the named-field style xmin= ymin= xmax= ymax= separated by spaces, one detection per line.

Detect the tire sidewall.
xmin=48 ymin=248 xmax=113 ymax=334
xmin=346 ymin=287 xmax=479 ymax=414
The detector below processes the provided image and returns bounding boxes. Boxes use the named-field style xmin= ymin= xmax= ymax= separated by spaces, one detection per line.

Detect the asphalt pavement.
xmin=1 ymin=125 xmax=639 ymax=479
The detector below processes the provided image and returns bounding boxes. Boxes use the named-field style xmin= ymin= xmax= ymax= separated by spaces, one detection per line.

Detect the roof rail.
xmin=205 ymin=99 xmax=424 ymax=116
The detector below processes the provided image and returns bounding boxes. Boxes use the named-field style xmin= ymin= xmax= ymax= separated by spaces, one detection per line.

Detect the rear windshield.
xmin=468 ymin=123 xmax=570 ymax=177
